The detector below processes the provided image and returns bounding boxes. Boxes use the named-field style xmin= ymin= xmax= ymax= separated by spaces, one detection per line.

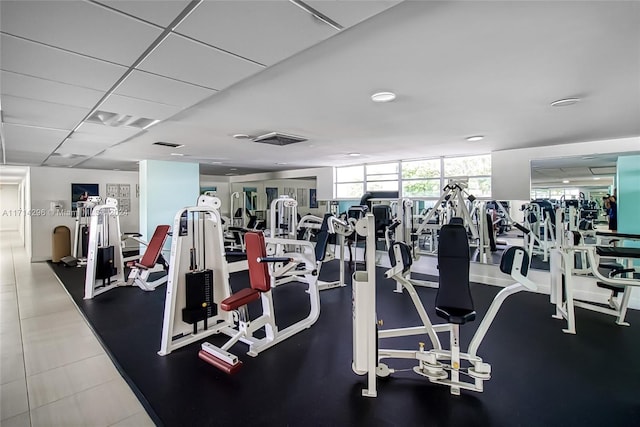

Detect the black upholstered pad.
xmin=596 ymin=282 xmax=625 ymax=293
xmin=435 ymin=306 xmax=476 ymax=325
xmin=596 ymin=246 xmax=640 ymax=259
xmin=388 ymin=242 xmax=413 ymax=273
xmin=436 ymin=222 xmax=474 ymax=324
xmin=500 ymin=246 xmax=529 ymax=276
xmin=314 ymin=214 xmax=332 ymax=262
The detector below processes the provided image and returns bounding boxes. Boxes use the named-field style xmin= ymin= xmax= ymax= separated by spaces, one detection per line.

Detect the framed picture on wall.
xmin=266 ymin=187 xmax=278 ymax=207
xmin=309 ymin=189 xmax=318 ymax=208
xmin=71 ymin=183 xmax=99 ymax=212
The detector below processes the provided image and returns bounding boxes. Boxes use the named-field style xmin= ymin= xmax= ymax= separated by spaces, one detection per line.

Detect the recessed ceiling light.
xmin=371 ymin=92 xmax=396 ymax=103
xmin=348 ymin=152 xmax=361 ymax=157
xmin=170 ymin=153 xmax=184 ymax=156
xmin=551 ymin=98 xmax=580 ymax=107
xmin=466 ymin=135 xmax=484 ymax=142
xmin=562 ymin=180 xmax=570 ymax=184
xmin=230 ymin=168 xmax=237 ymax=171
xmin=275 ymin=162 xmax=288 ymax=165
xmin=593 ymin=177 xmax=601 ymax=180
xmin=210 ymin=161 xmax=222 ymax=165
xmin=582 ymin=156 xmax=596 ymax=160
xmin=225 ymin=173 xmax=234 ymax=176
xmin=233 ymin=134 xmax=250 ymax=139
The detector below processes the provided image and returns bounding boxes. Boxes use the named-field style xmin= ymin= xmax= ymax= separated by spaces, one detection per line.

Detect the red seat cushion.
xmin=220 ymin=287 xmax=261 ymax=311
xmin=138 ymin=225 xmax=170 ymax=268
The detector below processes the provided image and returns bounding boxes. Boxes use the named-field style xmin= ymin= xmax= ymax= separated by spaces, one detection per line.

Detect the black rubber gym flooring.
xmin=50 ymin=260 xmax=639 ymax=427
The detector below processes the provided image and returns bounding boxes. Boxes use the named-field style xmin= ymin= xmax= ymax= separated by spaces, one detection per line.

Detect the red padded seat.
xmin=220 ymin=287 xmax=261 ymax=311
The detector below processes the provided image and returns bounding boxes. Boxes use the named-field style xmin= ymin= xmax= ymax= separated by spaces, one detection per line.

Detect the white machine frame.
xmin=270 ymin=195 xmax=298 ymax=239
xmin=84 ymin=198 xmax=125 ymax=299
xmin=159 ymin=195 xmax=319 ymax=357
xmin=352 ymin=214 xmax=537 ymax=397
xmin=550 ymin=229 xmax=639 ymax=334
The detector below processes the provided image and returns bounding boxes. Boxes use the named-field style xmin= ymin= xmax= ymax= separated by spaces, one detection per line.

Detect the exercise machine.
xmin=550 ymin=229 xmax=640 ymax=334
xmin=198 ymin=230 xmax=321 ymax=373
xmin=126 ymin=225 xmax=171 ymax=291
xmin=70 ymin=196 xmax=101 ymax=266
xmin=352 ymin=215 xmax=537 ymax=397
xmin=84 ymin=198 xmax=125 ymax=299
xmin=269 ymin=195 xmax=298 ymax=238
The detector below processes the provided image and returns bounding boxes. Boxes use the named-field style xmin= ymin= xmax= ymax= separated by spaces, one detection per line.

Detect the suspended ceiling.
xmin=1 ymin=0 xmax=639 ymax=177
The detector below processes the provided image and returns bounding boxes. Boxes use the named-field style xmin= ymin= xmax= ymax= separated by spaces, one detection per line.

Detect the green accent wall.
xmin=140 ymin=160 xmax=199 ymax=245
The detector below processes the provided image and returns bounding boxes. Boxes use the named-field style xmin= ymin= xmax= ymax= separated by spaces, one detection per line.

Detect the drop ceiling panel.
xmin=0 ymin=34 xmax=127 ymax=91
xmin=1 ymin=71 xmax=105 ymax=109
xmin=45 ymin=155 xmax=86 ymax=167
xmin=0 ymin=0 xmax=162 ymax=65
xmin=4 ymin=150 xmax=48 ymax=165
xmin=100 ymin=93 xmax=182 ymax=121
xmin=95 ymin=0 xmax=189 ymax=27
xmin=138 ymin=34 xmax=263 ymax=90
xmin=79 ymin=157 xmax=139 ymax=171
xmin=174 ymin=0 xmax=337 ymax=66
xmin=72 ymin=122 xmax=144 ymax=145
xmin=55 ymin=139 xmax=113 ymax=157
xmin=3 ymin=124 xmax=69 ymax=153
xmin=306 ymin=0 xmax=402 ymax=28
xmin=114 ymin=70 xmax=216 ymax=108
xmin=2 ymin=96 xmax=89 ymax=130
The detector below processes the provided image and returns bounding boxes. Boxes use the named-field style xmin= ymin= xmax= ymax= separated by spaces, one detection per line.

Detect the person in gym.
xmin=603 ymin=194 xmax=617 ymax=232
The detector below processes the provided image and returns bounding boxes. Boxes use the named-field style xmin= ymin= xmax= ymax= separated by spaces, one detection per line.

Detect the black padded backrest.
xmin=388 ymin=242 xmax=413 ymax=273
xmin=314 ymin=214 xmax=332 ymax=262
xmin=372 ymin=205 xmax=392 ymax=236
xmin=499 ymin=246 xmax=529 ymax=277
xmin=449 ymin=217 xmax=464 ymax=226
xmin=436 ymin=223 xmax=474 ymax=312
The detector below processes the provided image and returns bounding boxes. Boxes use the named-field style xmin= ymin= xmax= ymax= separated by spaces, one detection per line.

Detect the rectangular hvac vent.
xmin=590 ymin=166 xmax=617 ymax=175
xmin=153 ymin=141 xmax=184 ymax=148
xmin=252 ymin=132 xmax=307 ymax=146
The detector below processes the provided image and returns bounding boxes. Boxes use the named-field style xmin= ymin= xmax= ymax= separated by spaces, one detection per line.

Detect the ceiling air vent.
xmin=153 ymin=141 xmax=184 ymax=148
xmin=87 ymin=110 xmax=159 ymax=129
xmin=252 ymin=132 xmax=307 ymax=146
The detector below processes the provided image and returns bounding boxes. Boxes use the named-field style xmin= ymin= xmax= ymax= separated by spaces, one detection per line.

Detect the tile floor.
xmin=0 ymin=231 xmax=154 ymax=427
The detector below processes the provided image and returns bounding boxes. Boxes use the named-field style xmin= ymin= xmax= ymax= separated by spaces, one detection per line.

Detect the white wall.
xmin=231 ymin=167 xmax=334 ymax=200
xmin=492 ymin=136 xmax=640 ymax=200
xmin=24 ymin=170 xmax=32 ymax=258
xmin=199 ymin=176 xmax=231 ymax=216
xmin=0 ymin=184 xmax=20 ymax=231
xmin=29 ymin=167 xmax=139 ymax=262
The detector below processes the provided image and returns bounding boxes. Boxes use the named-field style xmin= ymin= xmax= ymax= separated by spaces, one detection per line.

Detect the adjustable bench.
xmin=126 ymin=225 xmax=170 ymax=291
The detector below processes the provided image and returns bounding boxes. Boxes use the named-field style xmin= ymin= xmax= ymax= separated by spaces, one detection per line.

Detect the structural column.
xmin=139 ymin=160 xmax=199 ymax=243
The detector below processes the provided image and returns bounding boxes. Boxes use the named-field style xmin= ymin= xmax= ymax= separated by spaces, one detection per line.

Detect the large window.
xmin=335 ymin=154 xmax=492 ymax=199
xmin=335 ymin=165 xmax=364 ymax=198
xmin=443 ymin=155 xmax=491 ymax=197
xmin=366 ymin=162 xmax=398 ymax=192
xmin=402 ymin=159 xmax=440 ymax=197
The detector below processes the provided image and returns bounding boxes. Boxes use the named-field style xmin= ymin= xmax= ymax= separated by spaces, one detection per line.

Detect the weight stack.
xmin=182 ymin=269 xmax=215 ymax=324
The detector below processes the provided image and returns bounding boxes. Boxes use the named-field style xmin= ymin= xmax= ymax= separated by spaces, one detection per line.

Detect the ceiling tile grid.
xmin=1 ymin=71 xmax=105 ymax=109
xmin=0 ymin=34 xmax=128 ymax=91
xmin=173 ymin=0 xmax=338 ymax=66
xmin=94 ymin=0 xmax=190 ymax=27
xmin=114 ymin=70 xmax=216 ymax=108
xmin=136 ymin=34 xmax=264 ymax=90
xmin=2 ymin=124 xmax=70 ymax=154
xmin=0 ymin=0 xmax=163 ymax=65
xmin=2 ymin=95 xmax=90 ymax=131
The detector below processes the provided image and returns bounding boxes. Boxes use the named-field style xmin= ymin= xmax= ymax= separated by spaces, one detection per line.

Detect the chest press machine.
xmin=353 ymin=215 xmax=537 ymax=397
